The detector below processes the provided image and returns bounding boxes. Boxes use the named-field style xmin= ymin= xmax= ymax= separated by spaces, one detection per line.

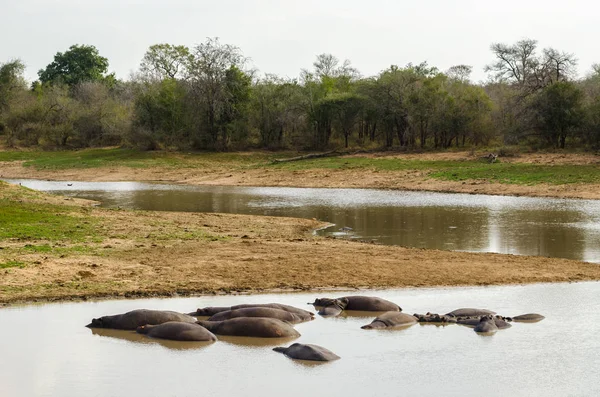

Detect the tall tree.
xmin=186 ymin=37 xmax=249 ymax=149
xmin=139 ymin=44 xmax=190 ymax=80
xmin=534 ymin=81 xmax=583 ymax=148
xmin=38 ymin=44 xmax=112 ymax=87
xmin=0 ymin=59 xmax=26 ymax=112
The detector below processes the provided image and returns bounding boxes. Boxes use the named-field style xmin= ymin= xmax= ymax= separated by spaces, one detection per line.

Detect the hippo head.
xmin=86 ymin=317 xmax=106 ymax=328
xmin=310 ymin=298 xmax=336 ymax=307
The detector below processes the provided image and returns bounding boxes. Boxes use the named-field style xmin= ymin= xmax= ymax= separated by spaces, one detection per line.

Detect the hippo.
xmin=473 ymin=316 xmax=499 ymax=333
xmin=312 ymin=296 xmax=401 ymax=316
xmin=413 ymin=313 xmax=457 ymax=324
xmin=136 ymin=322 xmax=217 ymax=342
xmin=190 ymin=304 xmax=314 ymax=320
xmin=196 ymin=317 xmax=300 ymax=338
xmin=86 ymin=309 xmax=197 ymax=330
xmin=317 ymin=298 xmax=349 ymax=316
xmin=512 ymin=313 xmax=545 ymax=322
xmin=445 ymin=308 xmax=496 ymax=318
xmin=458 ymin=315 xmax=512 ymax=329
xmin=361 ymin=312 xmax=418 ymax=329
xmin=208 ymin=307 xmax=307 ymax=324
xmin=273 ymin=343 xmax=340 ymax=362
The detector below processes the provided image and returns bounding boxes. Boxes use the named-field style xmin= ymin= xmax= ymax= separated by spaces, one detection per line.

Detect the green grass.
xmin=0 ymin=260 xmax=26 ymax=269
xmin=0 ymin=148 xmax=278 ymax=170
xmin=431 ymin=163 xmax=600 ymax=185
xmin=21 ymin=244 xmax=96 ymax=255
xmin=0 ymin=199 xmax=99 ymax=242
xmin=270 ymin=157 xmax=600 ymax=185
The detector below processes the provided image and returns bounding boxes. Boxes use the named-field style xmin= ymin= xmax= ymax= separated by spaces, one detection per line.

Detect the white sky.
xmin=1 ymin=0 xmax=598 ymax=83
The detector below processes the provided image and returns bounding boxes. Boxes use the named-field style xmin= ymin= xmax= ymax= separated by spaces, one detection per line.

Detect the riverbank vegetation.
xmin=1 ymin=39 xmax=600 ymax=153
xmin=1 ymin=180 xmax=600 ymax=304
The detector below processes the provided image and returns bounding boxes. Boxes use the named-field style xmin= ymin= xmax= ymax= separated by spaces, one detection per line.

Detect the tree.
xmin=38 ymin=44 xmax=112 ymax=87
xmin=250 ymin=75 xmax=304 ymax=148
xmin=534 ymin=81 xmax=583 ymax=148
xmin=186 ymin=37 xmax=249 ymax=149
xmin=0 ymin=59 xmax=26 ymax=112
xmin=139 ymin=44 xmax=190 ymax=80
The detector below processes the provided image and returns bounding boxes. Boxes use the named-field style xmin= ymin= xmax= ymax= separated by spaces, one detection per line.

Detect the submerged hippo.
xmin=512 ymin=313 xmax=545 ymax=322
xmin=136 ymin=322 xmax=217 ymax=342
xmin=312 ymin=296 xmax=401 ymax=316
xmin=458 ymin=315 xmax=512 ymax=329
xmin=196 ymin=317 xmax=300 ymax=338
xmin=190 ymin=303 xmax=314 ymax=320
xmin=474 ymin=316 xmax=499 ymax=333
xmin=361 ymin=312 xmax=418 ymax=329
xmin=445 ymin=308 xmax=496 ymax=318
xmin=413 ymin=313 xmax=457 ymax=324
xmin=208 ymin=307 xmax=308 ymax=324
xmin=86 ymin=309 xmax=197 ymax=330
xmin=273 ymin=343 xmax=340 ymax=362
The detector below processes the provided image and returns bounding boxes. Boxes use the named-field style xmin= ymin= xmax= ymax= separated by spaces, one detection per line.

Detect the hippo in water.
xmin=136 ymin=322 xmax=217 ymax=342
xmin=413 ymin=313 xmax=457 ymax=324
xmin=86 ymin=309 xmax=197 ymax=330
xmin=445 ymin=308 xmax=496 ymax=318
xmin=273 ymin=343 xmax=340 ymax=362
xmin=512 ymin=313 xmax=545 ymax=322
xmin=190 ymin=303 xmax=314 ymax=320
xmin=207 ymin=307 xmax=308 ymax=324
xmin=361 ymin=312 xmax=418 ymax=329
xmin=473 ymin=315 xmax=499 ymax=333
xmin=196 ymin=317 xmax=300 ymax=338
xmin=311 ymin=296 xmax=401 ymax=316
xmin=458 ymin=315 xmax=512 ymax=329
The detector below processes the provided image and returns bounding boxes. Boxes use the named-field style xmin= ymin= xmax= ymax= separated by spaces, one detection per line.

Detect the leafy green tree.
xmin=251 ymin=76 xmax=304 ymax=148
xmin=534 ymin=81 xmax=584 ymax=148
xmin=38 ymin=44 xmax=112 ymax=87
xmin=0 ymin=59 xmax=26 ymax=113
xmin=140 ymin=44 xmax=190 ymax=80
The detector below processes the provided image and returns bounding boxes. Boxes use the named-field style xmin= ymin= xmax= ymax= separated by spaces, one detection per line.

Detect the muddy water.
xmin=0 ymin=283 xmax=599 ymax=397
xmin=7 ymin=179 xmax=600 ymax=263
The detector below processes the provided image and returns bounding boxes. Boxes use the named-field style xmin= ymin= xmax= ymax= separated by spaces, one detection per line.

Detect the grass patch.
xmin=0 ymin=148 xmax=279 ymax=170
xmin=0 ymin=199 xmax=100 ymax=242
xmin=430 ymin=163 xmax=600 ymax=185
xmin=270 ymin=157 xmax=600 ymax=185
xmin=0 ymin=260 xmax=26 ymax=269
xmin=21 ymin=244 xmax=97 ymax=255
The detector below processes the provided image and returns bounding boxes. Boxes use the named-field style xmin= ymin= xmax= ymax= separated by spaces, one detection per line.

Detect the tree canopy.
xmin=38 ymin=44 xmax=112 ymax=86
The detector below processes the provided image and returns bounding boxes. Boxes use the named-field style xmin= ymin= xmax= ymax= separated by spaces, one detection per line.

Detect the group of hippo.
xmin=86 ymin=295 xmax=544 ymax=362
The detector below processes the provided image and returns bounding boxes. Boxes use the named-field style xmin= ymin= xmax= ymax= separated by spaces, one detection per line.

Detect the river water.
xmin=6 ymin=179 xmax=600 ymax=263
xmin=0 ymin=283 xmax=599 ymax=397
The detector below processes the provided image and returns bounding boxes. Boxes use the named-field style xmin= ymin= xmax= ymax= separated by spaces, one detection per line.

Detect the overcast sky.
xmin=1 ymin=0 xmax=598 ymax=83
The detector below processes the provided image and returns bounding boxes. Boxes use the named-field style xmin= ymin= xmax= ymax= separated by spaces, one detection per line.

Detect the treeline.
xmin=1 ymin=38 xmax=599 ymax=151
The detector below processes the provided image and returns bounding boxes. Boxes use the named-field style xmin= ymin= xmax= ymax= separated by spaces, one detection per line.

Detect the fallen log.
xmin=272 ymin=150 xmax=340 ymax=164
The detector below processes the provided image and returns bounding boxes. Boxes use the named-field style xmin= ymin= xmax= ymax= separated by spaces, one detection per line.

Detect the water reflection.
xmin=5 ymin=179 xmax=600 ymax=262
xmin=90 ymin=328 xmax=215 ymax=350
